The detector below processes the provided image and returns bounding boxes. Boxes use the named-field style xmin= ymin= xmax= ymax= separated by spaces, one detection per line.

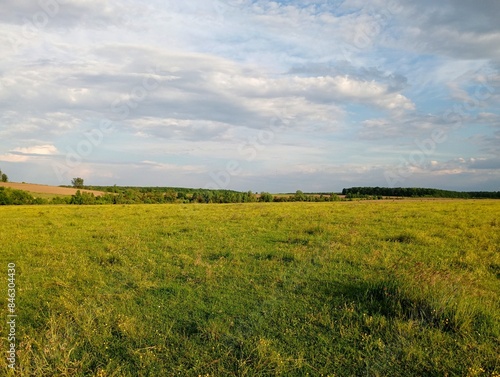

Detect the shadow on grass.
xmin=252 ymin=252 xmax=296 ymax=263
xmin=311 ymin=277 xmax=460 ymax=333
xmin=489 ymin=263 xmax=500 ymax=279
xmin=385 ymin=233 xmax=419 ymax=244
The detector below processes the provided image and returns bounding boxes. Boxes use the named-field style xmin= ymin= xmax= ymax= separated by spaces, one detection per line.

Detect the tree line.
xmin=62 ymin=188 xmax=341 ymax=205
xmin=1 ymin=184 xmax=499 ymax=206
xmin=342 ymin=187 xmax=500 ymax=199
xmin=0 ymin=186 xmax=341 ymax=205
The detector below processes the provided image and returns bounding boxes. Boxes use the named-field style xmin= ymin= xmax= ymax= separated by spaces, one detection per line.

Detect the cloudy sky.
xmin=1 ymin=0 xmax=499 ymax=192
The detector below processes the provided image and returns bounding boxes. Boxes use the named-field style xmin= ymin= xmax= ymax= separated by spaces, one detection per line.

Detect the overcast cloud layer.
xmin=1 ymin=0 xmax=499 ymax=192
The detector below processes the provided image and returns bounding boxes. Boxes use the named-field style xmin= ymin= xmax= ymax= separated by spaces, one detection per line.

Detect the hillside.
xmin=0 ymin=182 xmax=106 ymax=197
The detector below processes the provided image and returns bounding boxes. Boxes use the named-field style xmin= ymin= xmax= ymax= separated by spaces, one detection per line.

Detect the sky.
xmin=0 ymin=0 xmax=499 ymax=192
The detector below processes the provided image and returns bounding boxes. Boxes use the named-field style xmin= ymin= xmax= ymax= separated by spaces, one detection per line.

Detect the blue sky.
xmin=0 ymin=0 xmax=499 ymax=192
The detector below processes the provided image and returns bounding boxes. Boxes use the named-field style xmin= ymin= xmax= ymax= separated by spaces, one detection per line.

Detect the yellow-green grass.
xmin=25 ymin=192 xmax=71 ymax=200
xmin=0 ymin=201 xmax=499 ymax=376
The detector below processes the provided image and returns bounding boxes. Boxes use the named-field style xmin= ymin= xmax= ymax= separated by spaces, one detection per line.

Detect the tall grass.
xmin=0 ymin=201 xmax=499 ymax=376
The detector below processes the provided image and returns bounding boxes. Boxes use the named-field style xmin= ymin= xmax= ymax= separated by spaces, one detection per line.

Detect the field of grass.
xmin=25 ymin=192 xmax=71 ymax=201
xmin=1 ymin=201 xmax=499 ymax=376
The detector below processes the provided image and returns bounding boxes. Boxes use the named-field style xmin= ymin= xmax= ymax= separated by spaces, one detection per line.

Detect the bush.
xmin=0 ymin=187 xmax=36 ymax=205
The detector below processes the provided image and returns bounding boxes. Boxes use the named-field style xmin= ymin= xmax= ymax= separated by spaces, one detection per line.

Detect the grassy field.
xmin=0 ymin=201 xmax=499 ymax=376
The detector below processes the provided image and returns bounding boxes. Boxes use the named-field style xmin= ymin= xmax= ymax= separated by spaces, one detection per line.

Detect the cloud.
xmin=3 ymin=43 xmax=412 ymax=142
xmin=0 ymin=144 xmax=59 ymax=163
xmin=474 ymin=130 xmax=500 ymax=156
xmin=469 ymin=157 xmax=500 ymax=170
xmin=383 ymin=0 xmax=500 ymax=61
xmin=0 ymin=0 xmax=126 ymax=30
xmin=359 ymin=113 xmax=452 ymax=140
xmin=13 ymin=144 xmax=59 ymax=155
xmin=128 ymin=118 xmax=233 ymax=142
xmin=232 ymin=75 xmax=414 ymax=110
xmin=0 ymin=154 xmax=30 ymax=163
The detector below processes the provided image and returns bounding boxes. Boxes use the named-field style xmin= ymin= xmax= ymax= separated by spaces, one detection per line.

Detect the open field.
xmin=0 ymin=182 xmax=106 ymax=198
xmin=1 ymin=201 xmax=499 ymax=376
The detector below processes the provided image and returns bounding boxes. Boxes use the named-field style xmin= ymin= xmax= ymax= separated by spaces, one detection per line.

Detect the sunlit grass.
xmin=0 ymin=201 xmax=499 ymax=376
xmin=28 ymin=192 xmax=71 ymax=200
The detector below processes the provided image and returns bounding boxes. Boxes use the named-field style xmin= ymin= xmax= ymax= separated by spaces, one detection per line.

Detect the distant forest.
xmin=0 ymin=186 xmax=338 ymax=205
xmin=0 ymin=185 xmax=498 ymax=205
xmin=342 ymin=187 xmax=500 ymax=199
xmin=57 ymin=186 xmax=341 ymax=205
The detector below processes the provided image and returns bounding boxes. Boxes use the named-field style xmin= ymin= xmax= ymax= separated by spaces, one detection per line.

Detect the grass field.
xmin=1 ymin=201 xmax=499 ymax=376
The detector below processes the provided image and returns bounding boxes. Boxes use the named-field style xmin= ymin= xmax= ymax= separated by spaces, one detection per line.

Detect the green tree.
xmin=260 ymin=192 xmax=273 ymax=202
xmin=70 ymin=190 xmax=96 ymax=205
xmin=71 ymin=177 xmax=84 ymax=188
xmin=245 ymin=191 xmax=257 ymax=202
xmin=330 ymin=193 xmax=340 ymax=201
xmin=294 ymin=190 xmax=306 ymax=201
xmin=0 ymin=168 xmax=8 ymax=182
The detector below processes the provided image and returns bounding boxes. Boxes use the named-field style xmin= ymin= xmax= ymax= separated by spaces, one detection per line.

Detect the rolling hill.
xmin=0 ymin=182 xmax=106 ymax=198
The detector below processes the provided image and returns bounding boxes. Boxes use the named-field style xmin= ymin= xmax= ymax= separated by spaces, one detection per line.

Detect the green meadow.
xmin=1 ymin=201 xmax=499 ymax=376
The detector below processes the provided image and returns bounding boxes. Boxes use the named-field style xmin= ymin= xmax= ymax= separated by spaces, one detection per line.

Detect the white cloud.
xmin=0 ymin=154 xmax=30 ymax=162
xmin=13 ymin=144 xmax=59 ymax=155
xmin=0 ymin=144 xmax=59 ymax=163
